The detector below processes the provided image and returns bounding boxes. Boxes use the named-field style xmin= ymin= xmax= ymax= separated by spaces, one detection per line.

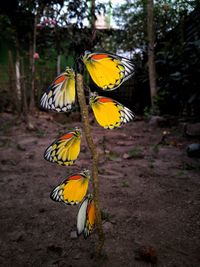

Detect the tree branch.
xmin=76 ymin=73 xmax=104 ymax=257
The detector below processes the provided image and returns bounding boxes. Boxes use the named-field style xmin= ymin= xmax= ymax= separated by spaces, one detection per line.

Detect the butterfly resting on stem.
xmin=50 ymin=169 xmax=90 ymax=205
xmin=77 ymin=194 xmax=96 ymax=238
xmin=82 ymin=51 xmax=134 ymax=91
xmin=40 ymin=67 xmax=75 ymax=112
xmin=89 ymin=92 xmax=134 ymax=129
xmin=44 ymin=128 xmax=81 ymax=166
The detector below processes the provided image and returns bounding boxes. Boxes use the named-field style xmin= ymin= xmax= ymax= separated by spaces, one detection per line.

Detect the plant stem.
xmin=76 ymin=73 xmax=105 ymax=256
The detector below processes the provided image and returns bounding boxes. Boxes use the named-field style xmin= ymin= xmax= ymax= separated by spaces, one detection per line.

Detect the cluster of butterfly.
xmin=41 ymin=51 xmax=135 ymax=238
xmin=40 ymin=51 xmax=135 ymax=129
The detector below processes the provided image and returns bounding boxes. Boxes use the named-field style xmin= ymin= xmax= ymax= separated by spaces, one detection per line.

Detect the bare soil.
xmin=0 ymin=112 xmax=200 ymax=267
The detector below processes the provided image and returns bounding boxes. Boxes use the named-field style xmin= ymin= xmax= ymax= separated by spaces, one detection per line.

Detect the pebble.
xmin=70 ymin=231 xmax=78 ymax=239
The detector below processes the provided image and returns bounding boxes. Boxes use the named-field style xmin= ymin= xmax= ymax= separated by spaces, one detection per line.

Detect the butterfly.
xmin=44 ymin=128 xmax=81 ymax=166
xmin=50 ymin=170 xmax=90 ymax=205
xmin=40 ymin=67 xmax=75 ymax=112
xmin=82 ymin=51 xmax=134 ymax=91
xmin=77 ymin=194 xmax=96 ymax=238
xmin=89 ymin=92 xmax=134 ymax=129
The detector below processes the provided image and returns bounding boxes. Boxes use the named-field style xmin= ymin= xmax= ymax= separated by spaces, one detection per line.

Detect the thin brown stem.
xmin=76 ymin=73 xmax=104 ymax=257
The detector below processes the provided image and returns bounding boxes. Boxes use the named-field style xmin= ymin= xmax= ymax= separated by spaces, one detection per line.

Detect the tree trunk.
xmin=29 ymin=14 xmax=37 ymax=110
xmin=8 ymin=50 xmax=20 ymax=113
xmin=15 ymin=60 xmax=21 ymax=102
xmin=147 ymin=0 xmax=157 ymax=106
xmin=15 ymin=52 xmax=21 ymax=111
xmin=15 ymin=38 xmax=22 ymax=113
xmin=57 ymin=55 xmax=61 ymax=75
xmin=90 ymin=0 xmax=96 ymax=29
xmin=90 ymin=0 xmax=96 ymax=47
xmin=21 ymin=58 xmax=28 ymax=116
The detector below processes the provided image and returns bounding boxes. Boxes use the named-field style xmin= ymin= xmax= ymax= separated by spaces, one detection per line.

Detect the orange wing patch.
xmin=91 ymin=54 xmax=108 ymax=60
xmin=40 ymin=67 xmax=75 ymax=112
xmin=77 ymin=194 xmax=96 ymax=238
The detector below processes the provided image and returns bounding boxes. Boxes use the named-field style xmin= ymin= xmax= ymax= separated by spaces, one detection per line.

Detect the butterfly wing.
xmin=77 ymin=194 xmax=95 ymax=238
xmin=44 ymin=129 xmax=81 ymax=166
xmin=82 ymin=51 xmax=134 ymax=91
xmin=50 ymin=170 xmax=90 ymax=205
xmin=40 ymin=67 xmax=75 ymax=112
xmin=90 ymin=94 xmax=134 ymax=129
xmin=84 ymin=196 xmax=96 ymax=238
xmin=77 ymin=196 xmax=89 ymax=235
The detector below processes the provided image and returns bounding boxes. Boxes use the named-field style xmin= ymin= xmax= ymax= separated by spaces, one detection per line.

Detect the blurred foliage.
xmin=0 ymin=0 xmax=200 ymax=117
xmin=156 ymin=38 xmax=200 ymax=115
xmin=0 ymin=0 xmax=108 ymax=63
xmin=0 ymin=0 xmax=108 ymax=111
xmin=121 ymin=181 xmax=129 ymax=188
xmin=113 ymin=0 xmax=198 ymax=52
xmin=128 ymin=147 xmax=144 ymax=159
xmin=106 ymin=151 xmax=121 ymax=162
xmin=112 ymin=0 xmax=200 ymax=117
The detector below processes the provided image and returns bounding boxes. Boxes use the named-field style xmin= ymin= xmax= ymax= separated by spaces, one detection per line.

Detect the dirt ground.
xmin=0 ymin=112 xmax=200 ymax=267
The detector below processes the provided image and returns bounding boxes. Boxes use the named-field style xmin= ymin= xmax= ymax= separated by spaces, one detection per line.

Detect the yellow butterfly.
xmin=89 ymin=92 xmax=134 ymax=129
xmin=40 ymin=67 xmax=75 ymax=112
xmin=82 ymin=51 xmax=134 ymax=90
xmin=50 ymin=170 xmax=90 ymax=205
xmin=44 ymin=128 xmax=81 ymax=166
xmin=77 ymin=194 xmax=96 ymax=238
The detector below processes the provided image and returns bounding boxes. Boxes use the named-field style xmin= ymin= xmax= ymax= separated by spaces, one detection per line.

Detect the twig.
xmin=76 ymin=73 xmax=105 ymax=257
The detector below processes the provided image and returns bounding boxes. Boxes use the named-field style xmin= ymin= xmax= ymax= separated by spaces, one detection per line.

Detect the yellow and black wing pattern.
xmin=82 ymin=51 xmax=134 ymax=91
xmin=90 ymin=92 xmax=134 ymax=129
xmin=77 ymin=194 xmax=96 ymax=238
xmin=44 ymin=128 xmax=81 ymax=166
xmin=40 ymin=67 xmax=75 ymax=112
xmin=50 ymin=170 xmax=90 ymax=205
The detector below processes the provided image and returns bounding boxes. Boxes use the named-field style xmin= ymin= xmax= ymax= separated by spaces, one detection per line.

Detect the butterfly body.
xmin=82 ymin=51 xmax=134 ymax=91
xmin=90 ymin=93 xmax=134 ymax=129
xmin=50 ymin=170 xmax=90 ymax=205
xmin=44 ymin=129 xmax=81 ymax=166
xmin=40 ymin=67 xmax=75 ymax=112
